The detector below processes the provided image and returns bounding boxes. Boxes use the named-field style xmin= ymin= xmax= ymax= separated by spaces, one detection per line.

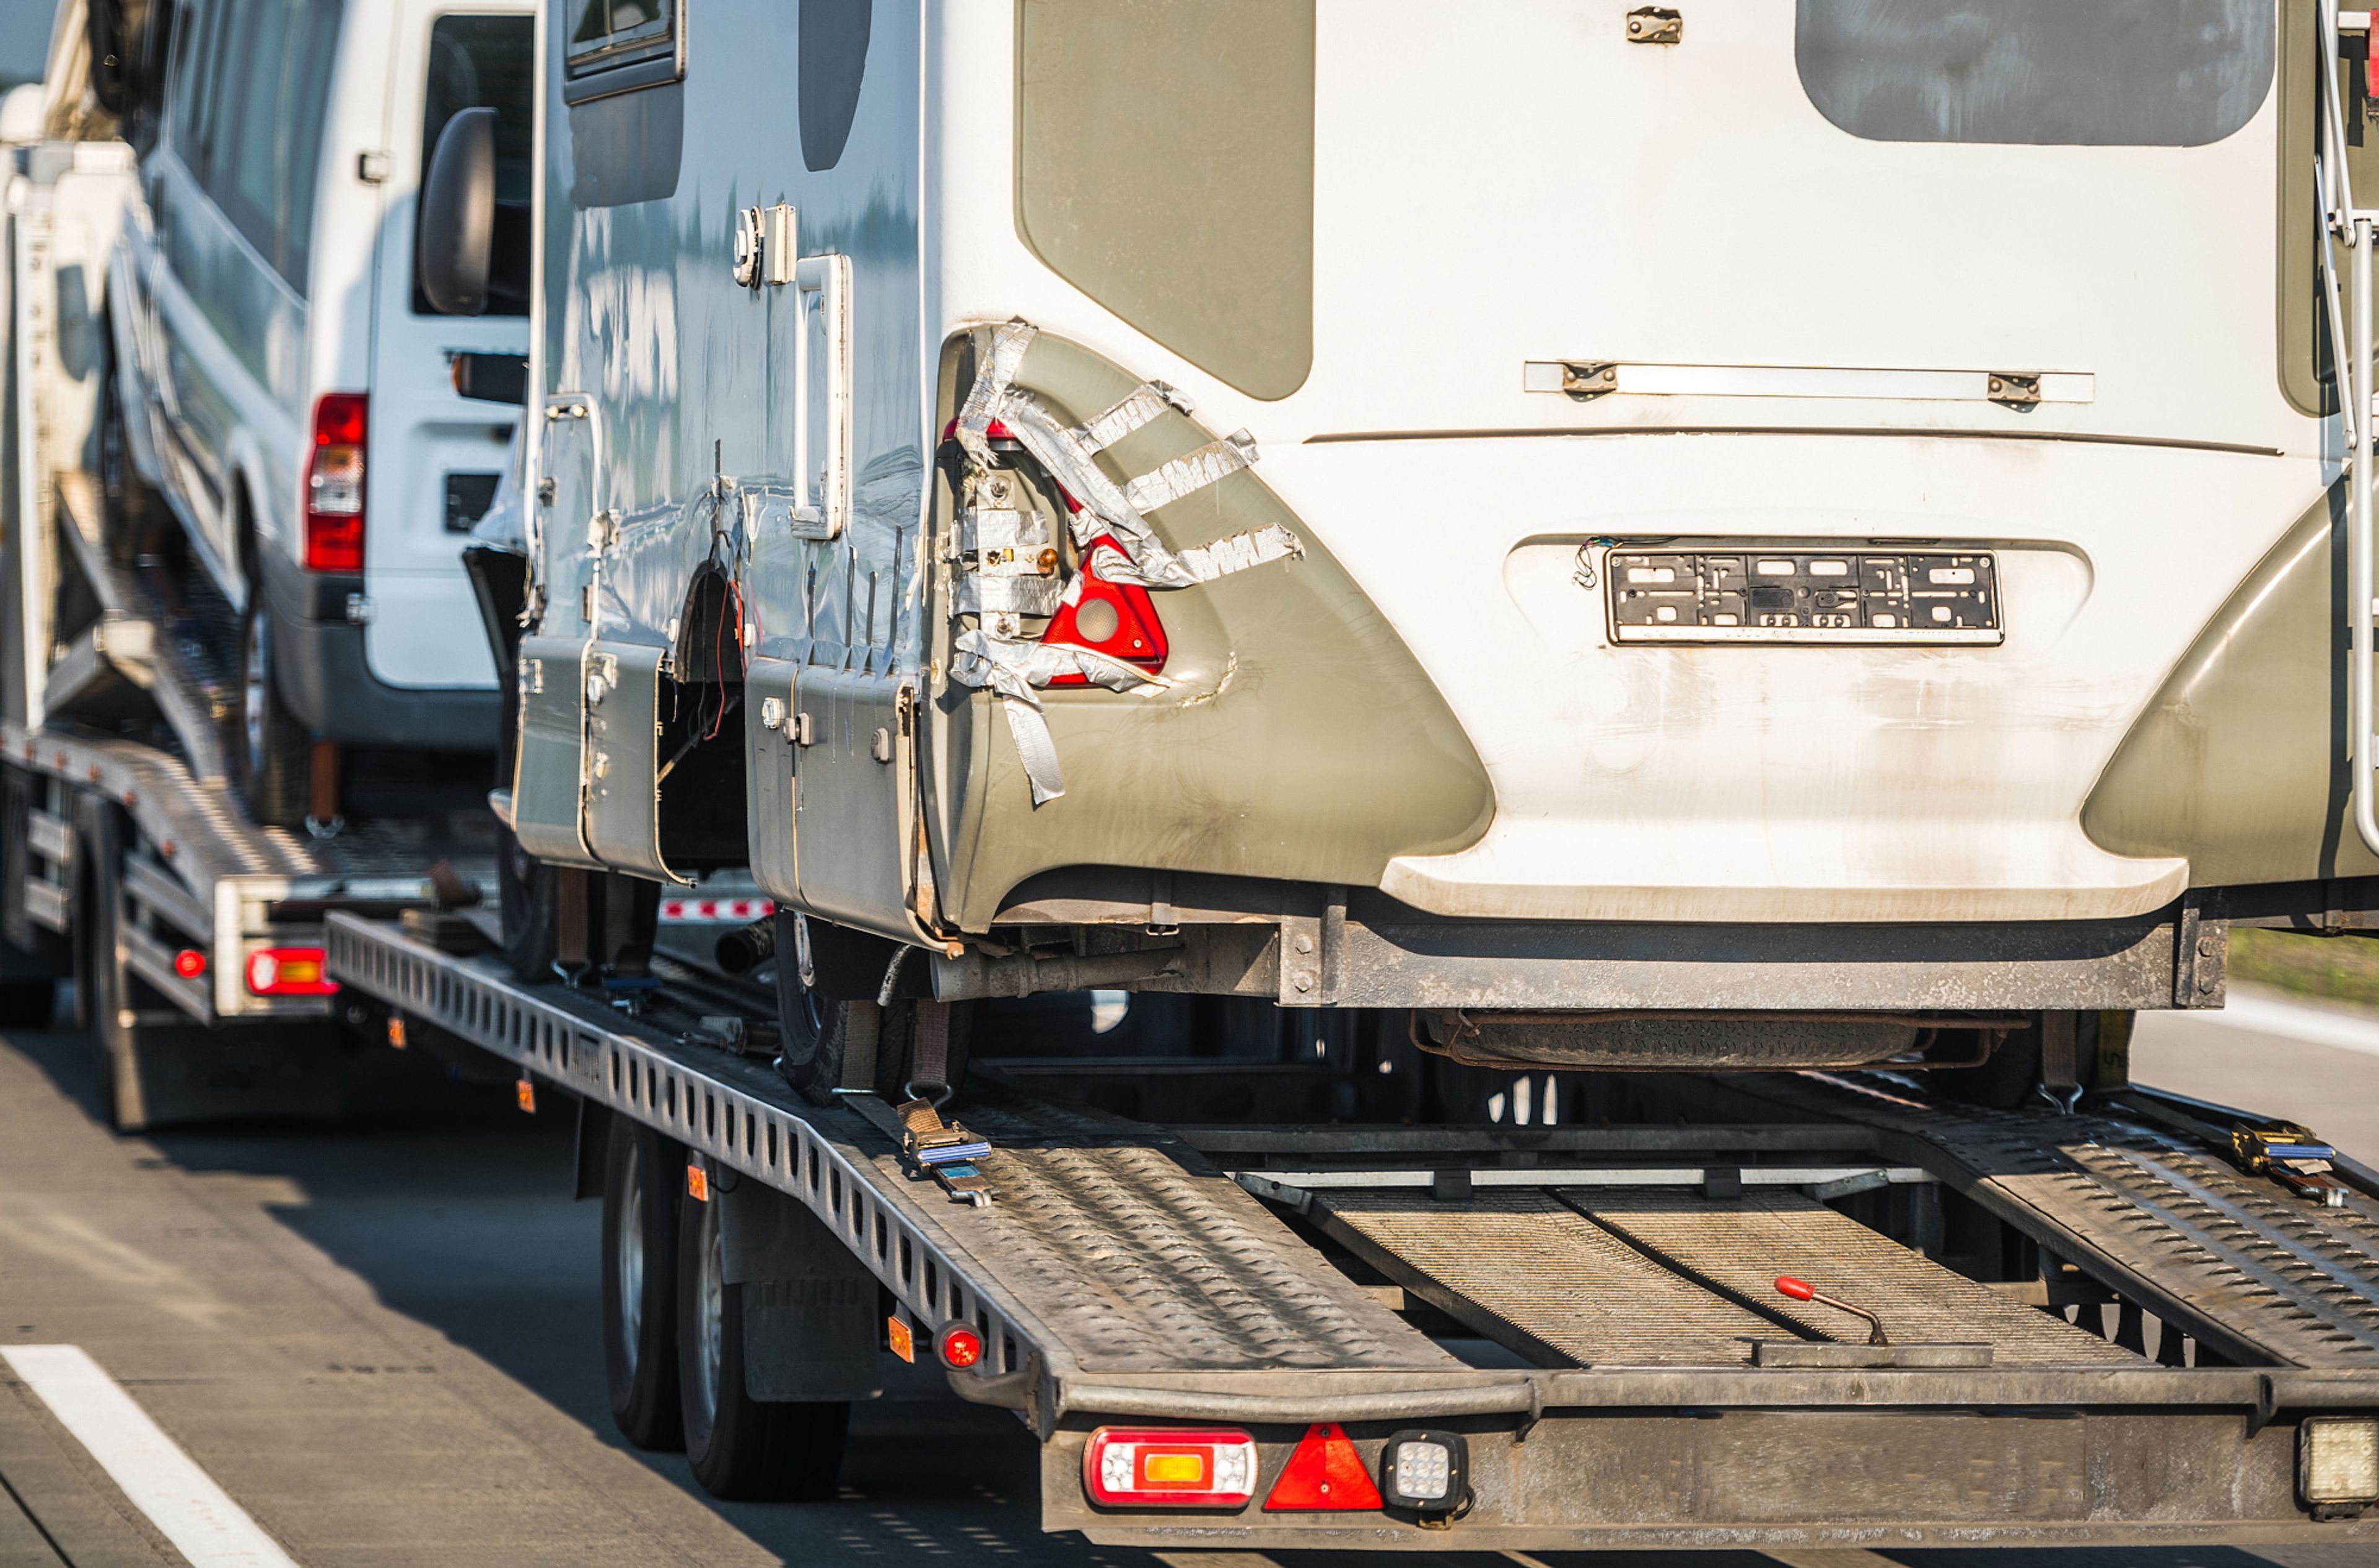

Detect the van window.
xmin=206 ymin=0 xmax=339 ymax=291
xmin=1796 ymin=0 xmax=2274 ymax=147
xmin=172 ymin=0 xmax=239 ymax=183
xmin=418 ymin=15 xmax=533 ymax=315
xmin=564 ymin=0 xmax=680 ymax=103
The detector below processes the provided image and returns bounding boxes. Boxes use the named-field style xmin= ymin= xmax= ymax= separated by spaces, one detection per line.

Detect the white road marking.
xmin=1 ymin=1344 xmax=299 ymax=1568
xmin=2154 ymin=991 xmax=2379 ymax=1059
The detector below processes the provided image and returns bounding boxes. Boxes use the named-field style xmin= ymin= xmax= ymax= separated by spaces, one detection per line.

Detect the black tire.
xmin=0 ymin=981 xmax=57 ymax=1028
xmin=235 ymin=595 xmax=310 ymax=830
xmin=496 ymin=826 xmax=559 ymax=984
xmin=76 ymin=812 xmax=131 ymax=1131
xmin=95 ymin=336 xmax=164 ymax=567
xmin=675 ymin=1168 xmax=848 ymax=1499
xmin=601 ymin=1115 xmax=685 ymax=1452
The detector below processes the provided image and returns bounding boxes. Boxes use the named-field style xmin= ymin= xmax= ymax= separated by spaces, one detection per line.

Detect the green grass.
xmin=2228 ymin=926 xmax=2379 ymax=1010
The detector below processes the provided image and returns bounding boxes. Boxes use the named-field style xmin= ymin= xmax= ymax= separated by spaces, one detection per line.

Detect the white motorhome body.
xmin=504 ymin=0 xmax=2360 ymax=1041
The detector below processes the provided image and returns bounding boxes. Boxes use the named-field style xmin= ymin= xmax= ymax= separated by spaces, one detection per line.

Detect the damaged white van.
xmin=102 ymin=0 xmax=531 ymax=825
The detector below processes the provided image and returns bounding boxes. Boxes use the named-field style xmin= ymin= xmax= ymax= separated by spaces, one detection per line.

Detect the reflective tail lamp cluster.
xmin=245 ymin=945 xmax=336 ymax=997
xmin=1084 ymin=1424 xmax=1468 ymax=1517
xmin=1082 ymin=1429 xmax=1256 ymax=1509
xmin=304 ymin=393 xmax=367 ymax=571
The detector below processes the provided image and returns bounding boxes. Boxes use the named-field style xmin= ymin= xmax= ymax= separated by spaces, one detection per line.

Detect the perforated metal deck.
xmin=1755 ymin=1074 xmax=2379 ymax=1368
xmin=326 ymin=913 xmax=1449 ymax=1387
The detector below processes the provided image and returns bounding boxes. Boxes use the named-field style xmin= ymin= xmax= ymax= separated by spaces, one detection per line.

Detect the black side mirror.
xmin=418 ymin=107 xmax=496 ymax=316
xmin=87 ymin=0 xmax=167 ymax=116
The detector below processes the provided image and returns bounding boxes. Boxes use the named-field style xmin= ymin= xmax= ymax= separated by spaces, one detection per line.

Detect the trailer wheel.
xmin=677 ymin=1168 xmax=848 ymax=1499
xmin=235 ymin=596 xmax=310 ymax=830
xmin=602 ymin=1115 xmax=685 ymax=1451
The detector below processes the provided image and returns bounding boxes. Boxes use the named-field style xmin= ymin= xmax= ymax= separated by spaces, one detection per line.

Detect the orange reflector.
xmin=888 ymin=1315 xmax=914 ymax=1363
xmin=1263 ymin=1423 xmax=1382 ymax=1512
xmin=387 ymin=1017 xmax=408 ymax=1049
xmin=515 ymin=1078 xmax=536 ymax=1114
xmin=172 ymin=948 xmax=206 ymax=980
xmin=686 ymin=1163 xmax=709 ymax=1202
xmin=1143 ymin=1452 xmax=1206 ymax=1484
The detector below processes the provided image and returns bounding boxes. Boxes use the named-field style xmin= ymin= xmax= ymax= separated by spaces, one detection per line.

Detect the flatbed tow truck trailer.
xmin=325 ymin=903 xmax=2379 ymax=1553
xmin=1 ymin=97 xmax=492 ymax=1131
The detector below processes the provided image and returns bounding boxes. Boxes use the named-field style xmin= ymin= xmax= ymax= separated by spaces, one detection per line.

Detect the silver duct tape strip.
xmin=954 ymin=319 xmax=1038 ymax=468
xmin=1070 ymin=380 xmax=1194 ymax=453
xmin=1123 ymin=431 xmax=1259 ymax=513
xmin=949 ymin=628 xmax=1167 ymax=806
xmin=1100 ymin=523 xmax=1302 ymax=589
xmin=953 ymin=574 xmax=1067 ymax=617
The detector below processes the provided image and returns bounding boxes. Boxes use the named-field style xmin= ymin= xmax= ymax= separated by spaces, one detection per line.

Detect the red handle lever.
xmin=1776 ymin=1276 xmax=1815 ymax=1301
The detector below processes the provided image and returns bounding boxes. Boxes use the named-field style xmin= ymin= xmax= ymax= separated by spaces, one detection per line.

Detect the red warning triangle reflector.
xmin=1263 ymin=1422 xmax=1383 ymax=1511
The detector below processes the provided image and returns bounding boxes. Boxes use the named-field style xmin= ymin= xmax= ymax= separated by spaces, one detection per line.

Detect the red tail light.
xmin=304 ymin=393 xmax=367 ymax=572
xmin=934 ymin=1322 xmax=984 ymax=1369
xmin=245 ymin=946 xmax=336 ymax=997
xmin=1083 ymin=1427 xmax=1256 ymax=1509
xmin=172 ymin=948 xmax=206 ymax=979
xmin=1042 ymin=535 xmax=1167 ymax=682
xmin=1263 ymin=1423 xmax=1383 ymax=1512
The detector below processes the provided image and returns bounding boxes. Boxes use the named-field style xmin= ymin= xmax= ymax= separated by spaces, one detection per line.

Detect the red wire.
xmin=704 ymin=579 xmax=743 ymax=742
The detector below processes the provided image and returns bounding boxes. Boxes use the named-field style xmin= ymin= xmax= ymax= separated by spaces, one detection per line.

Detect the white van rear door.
xmin=364 ymin=2 xmax=534 ymax=696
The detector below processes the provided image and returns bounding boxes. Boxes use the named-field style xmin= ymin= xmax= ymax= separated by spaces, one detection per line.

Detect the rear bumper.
xmin=260 ymin=551 xmax=499 ymax=751
xmin=1044 ymin=1370 xmax=2379 ymax=1549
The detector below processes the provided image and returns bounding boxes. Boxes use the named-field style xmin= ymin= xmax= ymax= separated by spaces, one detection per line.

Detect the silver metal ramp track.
xmin=1749 ymin=1073 xmax=2379 ymax=1369
xmin=325 ymin=914 xmax=1474 ymax=1416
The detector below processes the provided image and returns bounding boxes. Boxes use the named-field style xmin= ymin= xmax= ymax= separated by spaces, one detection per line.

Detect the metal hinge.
xmin=1625 ymin=7 xmax=1683 ymax=44
xmin=344 ymin=593 xmax=374 ymax=625
xmin=1559 ymin=361 xmax=1619 ymax=400
xmin=356 ymin=151 xmax=390 ymax=184
xmin=1987 ymin=372 xmax=2042 ymax=408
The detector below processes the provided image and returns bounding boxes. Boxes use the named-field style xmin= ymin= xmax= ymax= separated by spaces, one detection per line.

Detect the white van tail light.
xmin=304 ymin=393 xmax=367 ymax=572
xmin=1082 ymin=1427 xmax=1256 ymax=1508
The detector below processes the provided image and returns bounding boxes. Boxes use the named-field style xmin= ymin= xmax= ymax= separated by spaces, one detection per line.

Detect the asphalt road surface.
xmin=0 ymin=986 xmax=2370 ymax=1568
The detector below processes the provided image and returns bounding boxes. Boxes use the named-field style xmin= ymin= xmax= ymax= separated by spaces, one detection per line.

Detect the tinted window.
xmin=418 ymin=15 xmax=533 ymax=315
xmin=1797 ymin=0 xmax=2274 ymax=147
xmin=564 ymin=0 xmax=680 ymax=103
xmin=204 ymin=0 xmax=338 ymax=291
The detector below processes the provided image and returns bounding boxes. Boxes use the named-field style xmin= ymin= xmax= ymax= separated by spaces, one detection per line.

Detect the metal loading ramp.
xmin=1311 ymin=1189 xmax=2134 ymax=1369
xmin=1572 ymin=1191 xmax=2136 ymax=1365
xmin=919 ymin=1139 xmax=1459 ymax=1374
xmin=1751 ymin=1074 xmax=2379 ymax=1368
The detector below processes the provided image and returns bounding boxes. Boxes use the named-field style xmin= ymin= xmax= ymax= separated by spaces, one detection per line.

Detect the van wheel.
xmin=602 ymin=1116 xmax=685 ymax=1451
xmin=676 ymin=1168 xmax=849 ymax=1499
xmin=496 ymin=826 xmax=558 ymax=983
xmin=236 ymin=600 xmax=310 ymax=829
xmin=96 ymin=326 xmax=164 ymax=566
